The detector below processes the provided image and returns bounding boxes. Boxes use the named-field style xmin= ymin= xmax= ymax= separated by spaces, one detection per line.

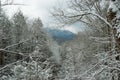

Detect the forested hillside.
xmin=46 ymin=28 xmax=76 ymax=44
xmin=0 ymin=0 xmax=120 ymax=80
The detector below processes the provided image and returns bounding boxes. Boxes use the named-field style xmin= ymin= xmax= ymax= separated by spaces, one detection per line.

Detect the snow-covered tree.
xmin=11 ymin=11 xmax=30 ymax=61
xmin=52 ymin=0 xmax=120 ymax=80
xmin=0 ymin=16 xmax=61 ymax=80
xmin=0 ymin=6 xmax=12 ymax=65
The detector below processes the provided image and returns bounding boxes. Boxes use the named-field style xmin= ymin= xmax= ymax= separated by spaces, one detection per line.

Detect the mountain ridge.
xmin=44 ymin=28 xmax=77 ymax=44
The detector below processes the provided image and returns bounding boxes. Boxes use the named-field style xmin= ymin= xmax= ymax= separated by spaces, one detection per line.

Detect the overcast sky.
xmin=3 ymin=0 xmax=59 ymax=22
xmin=2 ymin=0 xmax=83 ymax=33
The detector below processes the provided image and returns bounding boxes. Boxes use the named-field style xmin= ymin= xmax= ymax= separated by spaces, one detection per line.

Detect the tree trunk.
xmin=0 ymin=51 xmax=4 ymax=65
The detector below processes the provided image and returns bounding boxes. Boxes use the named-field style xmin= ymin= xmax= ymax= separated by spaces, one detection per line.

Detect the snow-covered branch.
xmin=0 ymin=57 xmax=28 ymax=71
xmin=3 ymin=38 xmax=30 ymax=50
xmin=0 ymin=49 xmax=24 ymax=56
xmin=74 ymin=51 xmax=120 ymax=79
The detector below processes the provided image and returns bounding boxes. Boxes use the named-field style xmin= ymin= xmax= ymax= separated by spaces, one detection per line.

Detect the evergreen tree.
xmin=12 ymin=11 xmax=29 ymax=60
xmin=0 ymin=10 xmax=12 ymax=65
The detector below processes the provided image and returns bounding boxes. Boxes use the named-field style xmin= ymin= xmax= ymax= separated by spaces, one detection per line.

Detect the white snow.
xmin=108 ymin=1 xmax=118 ymax=12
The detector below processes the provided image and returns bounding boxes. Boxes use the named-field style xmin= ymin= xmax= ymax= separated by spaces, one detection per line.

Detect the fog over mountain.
xmin=45 ymin=28 xmax=77 ymax=44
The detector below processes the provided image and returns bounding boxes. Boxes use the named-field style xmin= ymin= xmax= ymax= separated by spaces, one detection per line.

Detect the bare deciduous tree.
xmin=52 ymin=0 xmax=120 ymax=80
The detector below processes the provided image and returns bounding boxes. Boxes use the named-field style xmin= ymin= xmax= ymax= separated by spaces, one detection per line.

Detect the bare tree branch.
xmin=2 ymin=3 xmax=25 ymax=7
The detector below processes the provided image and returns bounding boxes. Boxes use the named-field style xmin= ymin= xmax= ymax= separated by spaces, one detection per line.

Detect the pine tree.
xmin=12 ymin=11 xmax=29 ymax=60
xmin=0 ymin=6 xmax=12 ymax=65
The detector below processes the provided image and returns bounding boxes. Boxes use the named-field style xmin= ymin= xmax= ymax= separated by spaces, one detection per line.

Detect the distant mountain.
xmin=45 ymin=28 xmax=77 ymax=44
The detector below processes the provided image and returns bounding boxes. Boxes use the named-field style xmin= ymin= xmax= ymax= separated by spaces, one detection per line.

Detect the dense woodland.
xmin=0 ymin=0 xmax=120 ymax=80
